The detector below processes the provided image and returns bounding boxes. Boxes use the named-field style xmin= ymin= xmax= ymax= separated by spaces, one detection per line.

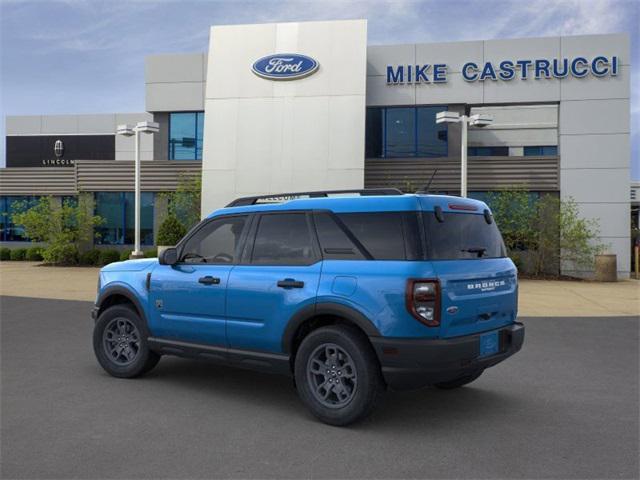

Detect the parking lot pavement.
xmin=1 ymin=296 xmax=638 ymax=479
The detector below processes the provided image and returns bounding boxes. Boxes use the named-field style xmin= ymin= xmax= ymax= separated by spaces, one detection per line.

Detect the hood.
xmin=101 ymin=258 xmax=158 ymax=272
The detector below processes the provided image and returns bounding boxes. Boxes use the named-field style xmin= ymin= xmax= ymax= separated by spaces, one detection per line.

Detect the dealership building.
xmin=0 ymin=20 xmax=633 ymax=277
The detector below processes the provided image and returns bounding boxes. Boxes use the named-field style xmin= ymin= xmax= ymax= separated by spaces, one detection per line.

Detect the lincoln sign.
xmin=386 ymin=55 xmax=620 ymax=84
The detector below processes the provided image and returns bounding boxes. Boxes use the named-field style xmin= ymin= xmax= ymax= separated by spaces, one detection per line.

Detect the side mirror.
xmin=159 ymin=247 xmax=178 ymax=266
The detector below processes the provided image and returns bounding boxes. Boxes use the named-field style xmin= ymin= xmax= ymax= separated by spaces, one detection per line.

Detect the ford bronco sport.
xmin=92 ymin=189 xmax=524 ymax=426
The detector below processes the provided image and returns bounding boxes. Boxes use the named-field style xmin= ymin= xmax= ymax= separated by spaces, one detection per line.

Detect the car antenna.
xmin=417 ymin=169 xmax=438 ymax=194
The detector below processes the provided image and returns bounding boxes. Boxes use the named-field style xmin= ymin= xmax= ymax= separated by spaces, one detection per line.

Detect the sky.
xmin=1 ymin=0 xmax=638 ymax=177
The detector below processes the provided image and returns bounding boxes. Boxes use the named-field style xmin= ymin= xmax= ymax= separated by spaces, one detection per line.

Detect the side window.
xmin=180 ymin=216 xmax=247 ymax=264
xmin=336 ymin=212 xmax=407 ymax=260
xmin=251 ymin=213 xmax=316 ymax=265
xmin=313 ymin=212 xmax=366 ymax=260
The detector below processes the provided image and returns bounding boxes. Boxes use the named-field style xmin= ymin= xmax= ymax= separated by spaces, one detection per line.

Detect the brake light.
xmin=406 ymin=279 xmax=441 ymax=327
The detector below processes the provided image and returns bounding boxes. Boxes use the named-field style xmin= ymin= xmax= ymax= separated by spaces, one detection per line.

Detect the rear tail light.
xmin=406 ymin=279 xmax=441 ymax=327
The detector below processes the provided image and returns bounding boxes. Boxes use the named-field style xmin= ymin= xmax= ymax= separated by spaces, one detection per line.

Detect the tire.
xmin=93 ymin=304 xmax=160 ymax=378
xmin=434 ymin=370 xmax=483 ymax=390
xmin=294 ymin=325 xmax=384 ymax=426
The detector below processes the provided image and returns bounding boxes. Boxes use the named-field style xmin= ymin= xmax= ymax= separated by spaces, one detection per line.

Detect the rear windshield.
xmin=422 ymin=212 xmax=506 ymax=260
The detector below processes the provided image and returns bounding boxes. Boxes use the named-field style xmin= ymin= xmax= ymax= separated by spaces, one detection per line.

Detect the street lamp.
xmin=436 ymin=111 xmax=493 ymax=198
xmin=116 ymin=121 xmax=159 ymax=259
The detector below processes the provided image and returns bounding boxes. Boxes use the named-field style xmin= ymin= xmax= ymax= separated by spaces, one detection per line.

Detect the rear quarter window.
xmin=334 ymin=212 xmax=420 ymax=260
xmin=423 ymin=212 xmax=506 ymax=260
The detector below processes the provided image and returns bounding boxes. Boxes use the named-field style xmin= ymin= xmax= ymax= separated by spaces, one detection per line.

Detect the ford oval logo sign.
xmin=252 ymin=53 xmax=319 ymax=80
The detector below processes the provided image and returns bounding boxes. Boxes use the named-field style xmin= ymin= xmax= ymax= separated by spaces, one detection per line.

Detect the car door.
xmin=226 ymin=212 xmax=322 ymax=353
xmin=148 ymin=214 xmax=250 ymax=346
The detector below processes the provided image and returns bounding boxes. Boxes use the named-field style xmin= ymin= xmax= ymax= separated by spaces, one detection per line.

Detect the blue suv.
xmin=92 ymin=189 xmax=524 ymax=425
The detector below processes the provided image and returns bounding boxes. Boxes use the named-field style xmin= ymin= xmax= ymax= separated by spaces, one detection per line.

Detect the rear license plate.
xmin=479 ymin=331 xmax=499 ymax=358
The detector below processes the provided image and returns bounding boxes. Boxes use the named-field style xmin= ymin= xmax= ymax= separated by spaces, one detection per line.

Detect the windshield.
xmin=422 ymin=212 xmax=506 ymax=260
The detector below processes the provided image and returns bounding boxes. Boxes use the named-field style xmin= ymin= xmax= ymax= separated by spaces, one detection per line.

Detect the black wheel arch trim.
xmin=282 ymin=302 xmax=381 ymax=354
xmin=95 ymin=285 xmax=148 ymax=325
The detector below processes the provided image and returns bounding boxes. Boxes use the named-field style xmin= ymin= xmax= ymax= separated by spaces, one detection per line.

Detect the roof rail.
xmin=225 ymin=188 xmax=403 ymax=207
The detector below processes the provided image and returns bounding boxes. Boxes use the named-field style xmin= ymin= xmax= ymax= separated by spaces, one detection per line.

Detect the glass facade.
xmin=365 ymin=107 xmax=448 ymax=158
xmin=94 ymin=192 xmax=154 ymax=245
xmin=0 ymin=196 xmax=40 ymax=242
xmin=524 ymin=146 xmax=558 ymax=156
xmin=168 ymin=112 xmax=204 ymax=160
xmin=468 ymin=146 xmax=509 ymax=156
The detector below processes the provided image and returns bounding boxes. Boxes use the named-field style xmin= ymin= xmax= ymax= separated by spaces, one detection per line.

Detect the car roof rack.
xmin=225 ymin=188 xmax=403 ymax=207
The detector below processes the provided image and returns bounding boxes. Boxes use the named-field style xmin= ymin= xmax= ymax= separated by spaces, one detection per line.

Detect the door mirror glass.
xmin=159 ymin=247 xmax=178 ymax=266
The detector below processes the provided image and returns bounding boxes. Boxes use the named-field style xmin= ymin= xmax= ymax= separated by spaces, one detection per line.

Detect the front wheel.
xmin=294 ymin=325 xmax=384 ymax=426
xmin=93 ymin=304 xmax=160 ymax=378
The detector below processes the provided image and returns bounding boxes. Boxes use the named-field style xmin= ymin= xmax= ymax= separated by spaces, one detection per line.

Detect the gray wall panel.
xmin=364 ymin=156 xmax=559 ymax=192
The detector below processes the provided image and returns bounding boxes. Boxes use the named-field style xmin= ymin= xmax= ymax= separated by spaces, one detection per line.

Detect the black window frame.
xmin=175 ymin=213 xmax=252 ymax=265
xmin=243 ymin=211 xmax=322 ymax=267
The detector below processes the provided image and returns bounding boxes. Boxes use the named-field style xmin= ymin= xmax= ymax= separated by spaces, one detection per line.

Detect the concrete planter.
xmin=594 ymin=254 xmax=617 ymax=282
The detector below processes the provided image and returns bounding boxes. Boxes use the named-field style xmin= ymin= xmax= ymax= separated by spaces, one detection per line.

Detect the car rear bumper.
xmin=370 ymin=323 xmax=524 ymax=391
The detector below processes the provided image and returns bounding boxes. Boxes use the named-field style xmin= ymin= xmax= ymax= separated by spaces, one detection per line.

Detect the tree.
xmin=486 ymin=188 xmax=605 ymax=277
xmin=11 ymin=196 xmax=103 ymax=265
xmin=161 ymin=174 xmax=201 ymax=231
xmin=156 ymin=214 xmax=187 ymax=246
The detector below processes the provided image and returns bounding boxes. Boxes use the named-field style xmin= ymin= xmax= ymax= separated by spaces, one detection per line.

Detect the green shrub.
xmin=11 ymin=195 xmax=103 ymax=265
xmin=99 ymin=249 xmax=121 ymax=266
xmin=157 ymin=214 xmax=186 ymax=246
xmin=26 ymin=246 xmax=43 ymax=261
xmin=79 ymin=249 xmax=101 ymax=266
xmin=0 ymin=248 xmax=10 ymax=261
xmin=10 ymin=248 xmax=27 ymax=261
xmin=144 ymin=248 xmax=158 ymax=258
xmin=120 ymin=250 xmax=132 ymax=262
xmin=42 ymin=244 xmax=79 ymax=265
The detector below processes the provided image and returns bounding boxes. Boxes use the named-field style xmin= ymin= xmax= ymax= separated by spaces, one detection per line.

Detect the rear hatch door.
xmin=421 ymin=208 xmax=517 ymax=338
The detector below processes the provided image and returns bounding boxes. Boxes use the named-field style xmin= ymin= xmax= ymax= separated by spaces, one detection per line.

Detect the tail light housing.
xmin=406 ymin=279 xmax=441 ymax=327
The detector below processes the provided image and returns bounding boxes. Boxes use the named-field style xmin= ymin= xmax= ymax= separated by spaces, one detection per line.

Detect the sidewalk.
xmin=0 ymin=261 xmax=638 ymax=317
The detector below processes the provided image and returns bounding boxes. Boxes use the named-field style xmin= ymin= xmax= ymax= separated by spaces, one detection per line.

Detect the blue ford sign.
xmin=252 ymin=53 xmax=319 ymax=80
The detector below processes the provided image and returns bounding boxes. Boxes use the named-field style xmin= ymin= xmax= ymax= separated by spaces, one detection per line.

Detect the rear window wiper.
xmin=461 ymin=247 xmax=487 ymax=258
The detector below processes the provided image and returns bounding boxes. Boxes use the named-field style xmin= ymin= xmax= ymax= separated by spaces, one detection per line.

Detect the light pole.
xmin=116 ymin=121 xmax=159 ymax=259
xmin=436 ymin=111 xmax=492 ymax=198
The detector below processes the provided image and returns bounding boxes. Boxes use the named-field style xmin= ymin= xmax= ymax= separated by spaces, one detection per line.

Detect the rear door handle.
xmin=277 ymin=278 xmax=304 ymax=289
xmin=198 ymin=276 xmax=220 ymax=285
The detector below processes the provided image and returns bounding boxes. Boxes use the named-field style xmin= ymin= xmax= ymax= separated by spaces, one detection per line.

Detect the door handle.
xmin=277 ymin=278 xmax=304 ymax=289
xmin=198 ymin=276 xmax=220 ymax=285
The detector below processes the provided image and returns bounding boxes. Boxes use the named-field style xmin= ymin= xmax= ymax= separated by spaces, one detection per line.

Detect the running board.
xmin=147 ymin=337 xmax=291 ymax=376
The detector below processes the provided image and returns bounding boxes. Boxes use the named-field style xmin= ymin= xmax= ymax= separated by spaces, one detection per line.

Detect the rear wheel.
xmin=434 ymin=370 xmax=483 ymax=389
xmin=93 ymin=304 xmax=160 ymax=378
xmin=294 ymin=325 xmax=384 ymax=426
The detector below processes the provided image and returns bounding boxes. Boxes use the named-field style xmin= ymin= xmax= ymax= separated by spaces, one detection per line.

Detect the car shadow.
xmin=137 ymin=356 xmax=529 ymax=430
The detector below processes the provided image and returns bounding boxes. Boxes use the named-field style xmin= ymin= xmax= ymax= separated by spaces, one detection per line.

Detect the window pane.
xmin=2 ymin=196 xmax=38 ymax=241
xmin=365 ymin=108 xmax=383 ymax=158
xmin=95 ymin=193 xmax=124 ymax=245
xmin=314 ymin=212 xmax=365 ymax=260
xmin=196 ymin=112 xmax=204 ymax=160
xmin=423 ymin=212 xmax=506 ymax=260
xmin=169 ymin=112 xmax=199 ymax=160
xmin=337 ymin=212 xmax=406 ymax=260
xmin=124 ymin=192 xmax=154 ymax=245
xmin=417 ymin=107 xmax=448 ymax=157
xmin=252 ymin=214 xmax=315 ymax=265
xmin=541 ymin=146 xmax=557 ymax=156
xmin=385 ymin=108 xmax=415 ymax=157
xmin=182 ymin=216 xmax=247 ymax=264
xmin=469 ymin=146 xmax=508 ymax=156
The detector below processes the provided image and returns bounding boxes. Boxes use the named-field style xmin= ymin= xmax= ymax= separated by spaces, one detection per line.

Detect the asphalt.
xmin=0 ymin=296 xmax=638 ymax=479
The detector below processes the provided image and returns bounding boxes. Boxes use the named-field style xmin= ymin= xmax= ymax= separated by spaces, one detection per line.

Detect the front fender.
xmin=95 ymin=280 xmax=150 ymax=326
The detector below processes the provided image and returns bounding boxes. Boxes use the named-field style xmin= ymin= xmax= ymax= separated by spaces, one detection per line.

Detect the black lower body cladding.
xmin=370 ymin=323 xmax=524 ymax=390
